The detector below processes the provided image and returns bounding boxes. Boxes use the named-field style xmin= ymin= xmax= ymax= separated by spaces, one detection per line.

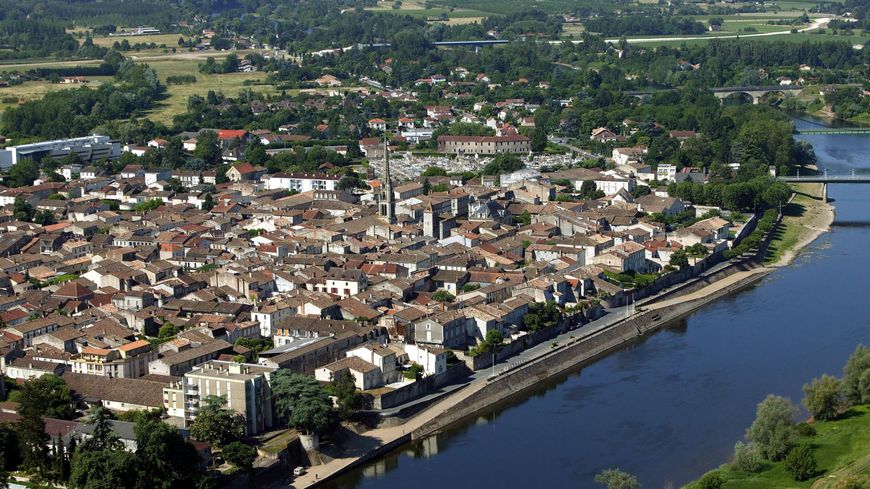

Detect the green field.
xmin=685 ymin=405 xmax=870 ymax=489
xmin=142 ymin=58 xmax=278 ymax=125
xmin=0 ymin=76 xmax=113 ymax=112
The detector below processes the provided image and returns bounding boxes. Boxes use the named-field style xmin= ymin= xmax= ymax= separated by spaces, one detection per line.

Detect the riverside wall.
xmin=410 ymin=265 xmax=771 ymax=441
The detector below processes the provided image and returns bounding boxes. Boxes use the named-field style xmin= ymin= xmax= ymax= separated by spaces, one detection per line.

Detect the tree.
xmin=762 ymin=182 xmax=791 ymax=208
xmin=327 ymin=371 xmax=362 ymax=420
xmin=202 ymin=193 xmax=214 ymax=211
xmin=194 ymin=130 xmax=222 ymax=166
xmin=158 ymin=323 xmax=178 ymax=339
xmin=133 ymin=418 xmax=203 ymax=489
xmin=17 ymin=374 xmax=74 ymax=420
xmin=221 ymin=442 xmax=255 ymax=473
xmin=531 ymin=127 xmax=547 ymax=152
xmin=270 ymin=371 xmax=332 ymax=435
xmin=0 ymin=423 xmax=20 ymax=472
xmin=432 ymin=290 xmax=455 ymax=303
xmin=732 ymin=441 xmax=764 ymax=473
xmin=594 ymin=468 xmax=640 ymax=489
xmin=33 ymin=210 xmax=56 ymax=226
xmin=167 ymin=178 xmax=185 ymax=193
xmin=81 ymin=406 xmax=120 ymax=452
xmin=802 ymin=374 xmax=847 ymax=421
xmin=189 ymin=396 xmax=245 ymax=448
xmin=8 ymin=158 xmax=38 ymax=187
xmin=579 ymin=180 xmax=602 ymax=199
xmin=69 ymin=448 xmax=137 ymax=489
xmin=670 ymin=249 xmax=689 ymax=268
xmin=515 ymin=209 xmax=532 ymax=226
xmin=17 ymin=413 xmax=48 ymax=475
xmin=484 ymin=329 xmax=504 ymax=350
xmin=784 ymin=445 xmax=817 ymax=481
xmin=12 ymin=196 xmax=34 ymax=222
xmin=421 ymin=166 xmax=447 ymax=177
xmin=746 ymin=395 xmax=798 ymax=461
xmin=133 ymin=199 xmax=163 ymax=212
xmin=843 ymin=345 xmax=870 ymax=404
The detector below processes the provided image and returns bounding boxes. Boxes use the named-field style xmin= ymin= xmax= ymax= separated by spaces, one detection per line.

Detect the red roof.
xmin=217 ymin=129 xmax=249 ymax=140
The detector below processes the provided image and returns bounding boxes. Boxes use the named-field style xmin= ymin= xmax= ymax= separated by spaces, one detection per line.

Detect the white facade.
xmin=404 ymin=344 xmax=447 ymax=376
xmin=265 ymin=173 xmax=340 ymax=192
xmin=0 ymin=135 xmax=120 ymax=169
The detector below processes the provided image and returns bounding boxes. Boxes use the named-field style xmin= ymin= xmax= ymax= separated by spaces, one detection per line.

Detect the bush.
xmin=802 ymin=374 xmax=848 ymax=421
xmin=784 ymin=445 xmax=817 ymax=481
xmin=697 ymin=472 xmax=725 ymax=489
xmin=795 ymin=422 xmax=816 ymax=437
xmin=732 ymin=441 xmax=764 ymax=473
xmin=746 ymin=395 xmax=798 ymax=461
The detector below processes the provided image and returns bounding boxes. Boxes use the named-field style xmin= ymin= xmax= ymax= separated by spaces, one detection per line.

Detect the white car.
xmin=293 ymin=467 xmax=306 ymax=477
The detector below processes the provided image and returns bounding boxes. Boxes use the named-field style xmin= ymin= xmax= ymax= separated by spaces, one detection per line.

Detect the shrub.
xmin=795 ymin=422 xmax=816 ymax=437
xmin=802 ymin=374 xmax=848 ymax=420
xmin=784 ymin=445 xmax=817 ymax=481
xmin=732 ymin=441 xmax=764 ymax=473
xmin=697 ymin=472 xmax=725 ymax=489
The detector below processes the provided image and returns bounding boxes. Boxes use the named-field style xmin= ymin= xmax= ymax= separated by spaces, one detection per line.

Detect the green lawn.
xmin=684 ymin=405 xmax=870 ymax=489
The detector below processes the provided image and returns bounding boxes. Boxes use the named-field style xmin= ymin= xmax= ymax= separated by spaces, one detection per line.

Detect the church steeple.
xmin=379 ymin=137 xmax=395 ymax=224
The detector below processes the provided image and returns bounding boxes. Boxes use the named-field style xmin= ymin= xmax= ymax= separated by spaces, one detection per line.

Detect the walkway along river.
xmin=320 ymin=122 xmax=870 ymax=489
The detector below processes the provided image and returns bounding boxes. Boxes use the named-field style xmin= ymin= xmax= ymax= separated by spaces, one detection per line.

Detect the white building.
xmin=656 ymin=164 xmax=678 ymax=182
xmin=404 ymin=344 xmax=448 ymax=376
xmin=0 ymin=135 xmax=120 ymax=169
xmin=265 ymin=172 xmax=340 ymax=192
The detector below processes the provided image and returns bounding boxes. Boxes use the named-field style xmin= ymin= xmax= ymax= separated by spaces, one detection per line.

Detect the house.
xmin=413 ymin=310 xmax=469 ymax=349
xmin=591 ymin=127 xmax=622 ymax=143
xmin=612 ymin=146 xmax=647 ymax=166
xmin=226 ymin=162 xmax=266 ymax=182
xmin=635 ymin=195 xmax=685 ymax=217
xmin=346 ymin=343 xmax=399 ymax=383
xmin=314 ymin=356 xmax=383 ymax=390
xmin=322 ymin=268 xmax=367 ymax=299
xmin=590 ymin=241 xmax=647 ymax=273
xmin=315 ymin=75 xmax=342 ymax=87
xmin=404 ymin=343 xmax=448 ymax=376
xmin=368 ymin=119 xmax=387 ymax=132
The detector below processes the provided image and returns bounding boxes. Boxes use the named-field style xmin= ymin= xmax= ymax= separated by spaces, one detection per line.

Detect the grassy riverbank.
xmin=765 ymin=182 xmax=834 ymax=267
xmin=684 ymin=405 xmax=870 ymax=489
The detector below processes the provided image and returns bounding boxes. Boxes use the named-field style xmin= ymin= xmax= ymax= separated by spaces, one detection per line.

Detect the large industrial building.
xmin=0 ymin=135 xmax=121 ymax=169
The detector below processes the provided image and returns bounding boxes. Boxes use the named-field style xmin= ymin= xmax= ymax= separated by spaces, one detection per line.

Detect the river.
xmin=322 ymin=120 xmax=870 ymax=489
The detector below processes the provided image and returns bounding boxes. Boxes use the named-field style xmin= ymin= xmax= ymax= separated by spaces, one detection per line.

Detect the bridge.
xmin=778 ymin=171 xmax=870 ymax=202
xmin=794 ymin=128 xmax=870 ymax=135
xmin=624 ymin=85 xmax=802 ymax=104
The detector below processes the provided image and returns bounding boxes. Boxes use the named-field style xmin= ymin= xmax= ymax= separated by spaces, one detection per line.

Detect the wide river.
xmin=323 ymin=119 xmax=870 ymax=489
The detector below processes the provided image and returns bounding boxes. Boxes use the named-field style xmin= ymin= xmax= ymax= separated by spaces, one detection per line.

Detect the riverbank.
xmin=767 ymin=182 xmax=835 ymax=267
xmin=683 ymin=405 xmax=870 ymax=489
xmin=285 ymin=203 xmax=838 ymax=488
xmin=288 ymin=256 xmax=779 ymax=488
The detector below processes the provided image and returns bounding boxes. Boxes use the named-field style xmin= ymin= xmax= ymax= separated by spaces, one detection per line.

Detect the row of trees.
xmin=728 ymin=345 xmax=870 ymax=482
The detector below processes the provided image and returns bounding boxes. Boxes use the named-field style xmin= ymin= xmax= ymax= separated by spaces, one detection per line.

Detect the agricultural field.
xmin=143 ymin=58 xmax=279 ymax=125
xmin=366 ymin=0 xmax=487 ymax=24
xmin=0 ymin=77 xmax=112 ymax=112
